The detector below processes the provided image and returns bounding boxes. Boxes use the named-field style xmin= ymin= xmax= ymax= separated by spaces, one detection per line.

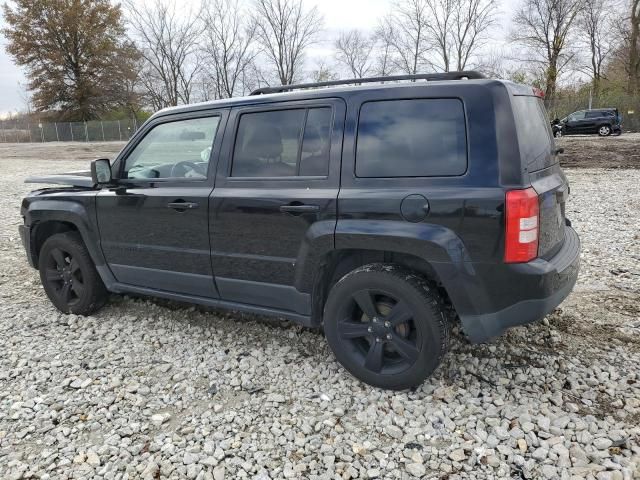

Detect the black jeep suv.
xmin=19 ymin=72 xmax=580 ymax=389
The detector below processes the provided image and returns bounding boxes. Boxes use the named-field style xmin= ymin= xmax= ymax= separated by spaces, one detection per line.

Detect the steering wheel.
xmin=170 ymin=161 xmax=205 ymax=178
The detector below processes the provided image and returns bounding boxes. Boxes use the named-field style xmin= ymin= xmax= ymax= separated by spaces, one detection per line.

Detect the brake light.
xmin=532 ymin=87 xmax=545 ymax=98
xmin=505 ymin=188 xmax=539 ymax=263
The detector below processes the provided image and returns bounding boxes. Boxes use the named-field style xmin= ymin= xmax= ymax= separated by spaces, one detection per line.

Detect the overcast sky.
xmin=0 ymin=0 xmax=514 ymax=116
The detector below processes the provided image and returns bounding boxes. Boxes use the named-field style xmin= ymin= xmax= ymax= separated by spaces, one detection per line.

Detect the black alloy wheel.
xmin=337 ymin=289 xmax=420 ymax=375
xmin=38 ymin=232 xmax=108 ymax=315
xmin=324 ymin=264 xmax=449 ymax=389
xmin=44 ymin=246 xmax=85 ymax=307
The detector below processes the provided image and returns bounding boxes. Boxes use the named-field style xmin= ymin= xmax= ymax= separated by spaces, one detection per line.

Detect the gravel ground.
xmin=0 ymin=142 xmax=639 ymax=480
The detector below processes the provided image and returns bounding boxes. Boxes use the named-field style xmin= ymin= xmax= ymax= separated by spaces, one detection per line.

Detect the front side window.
xmin=356 ymin=99 xmax=467 ymax=178
xmin=124 ymin=116 xmax=220 ymax=180
xmin=568 ymin=111 xmax=585 ymax=121
xmin=232 ymin=107 xmax=332 ymax=177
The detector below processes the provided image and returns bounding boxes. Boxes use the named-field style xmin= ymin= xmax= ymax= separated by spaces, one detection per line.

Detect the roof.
xmin=153 ymin=72 xmax=509 ymax=119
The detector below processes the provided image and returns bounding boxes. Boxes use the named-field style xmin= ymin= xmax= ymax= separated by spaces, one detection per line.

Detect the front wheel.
xmin=38 ymin=232 xmax=108 ymax=315
xmin=598 ymin=125 xmax=612 ymax=136
xmin=323 ymin=264 xmax=449 ymax=390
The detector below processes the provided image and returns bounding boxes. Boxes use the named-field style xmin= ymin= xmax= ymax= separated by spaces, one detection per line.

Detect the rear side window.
xmin=232 ymin=107 xmax=332 ymax=177
xmin=512 ymin=96 xmax=556 ymax=171
xmin=356 ymin=99 xmax=467 ymax=178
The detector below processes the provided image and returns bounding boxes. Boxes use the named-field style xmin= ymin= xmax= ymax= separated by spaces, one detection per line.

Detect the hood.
xmin=25 ymin=170 xmax=94 ymax=188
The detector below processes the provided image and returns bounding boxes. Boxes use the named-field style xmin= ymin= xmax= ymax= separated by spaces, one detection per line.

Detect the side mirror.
xmin=91 ymin=158 xmax=112 ymax=185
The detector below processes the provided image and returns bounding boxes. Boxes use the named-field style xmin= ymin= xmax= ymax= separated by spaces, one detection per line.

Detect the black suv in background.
xmin=553 ymin=108 xmax=622 ymax=136
xmin=19 ymin=72 xmax=580 ymax=389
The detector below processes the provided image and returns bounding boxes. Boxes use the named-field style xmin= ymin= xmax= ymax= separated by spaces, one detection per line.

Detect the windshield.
xmin=512 ymin=96 xmax=557 ymax=172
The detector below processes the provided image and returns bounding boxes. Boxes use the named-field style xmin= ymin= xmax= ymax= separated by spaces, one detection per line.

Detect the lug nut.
xmin=367 ymin=327 xmax=373 ymax=333
xmin=372 ymin=317 xmax=378 ymax=323
xmin=386 ymin=333 xmax=393 ymax=340
xmin=375 ymin=337 xmax=381 ymax=343
xmin=384 ymin=321 xmax=391 ymax=328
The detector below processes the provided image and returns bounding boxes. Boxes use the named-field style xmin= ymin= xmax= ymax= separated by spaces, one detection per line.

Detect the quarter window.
xmin=356 ymin=99 xmax=467 ymax=178
xmin=124 ymin=116 xmax=220 ymax=180
xmin=232 ymin=107 xmax=332 ymax=177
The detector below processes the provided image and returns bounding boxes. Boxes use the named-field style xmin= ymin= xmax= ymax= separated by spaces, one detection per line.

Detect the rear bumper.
xmin=459 ymin=226 xmax=580 ymax=343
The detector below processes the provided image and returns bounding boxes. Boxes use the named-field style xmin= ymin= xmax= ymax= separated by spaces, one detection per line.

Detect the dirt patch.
xmin=558 ymin=133 xmax=640 ymax=169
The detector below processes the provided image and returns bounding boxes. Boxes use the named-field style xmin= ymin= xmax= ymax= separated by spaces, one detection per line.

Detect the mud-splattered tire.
xmin=38 ymin=232 xmax=108 ymax=315
xmin=323 ymin=263 xmax=449 ymax=390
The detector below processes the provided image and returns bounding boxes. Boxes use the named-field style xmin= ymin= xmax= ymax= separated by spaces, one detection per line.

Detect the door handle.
xmin=280 ymin=204 xmax=320 ymax=214
xmin=167 ymin=201 xmax=199 ymax=210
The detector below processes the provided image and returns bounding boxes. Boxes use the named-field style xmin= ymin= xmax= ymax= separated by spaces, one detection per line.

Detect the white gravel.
xmin=0 ymin=142 xmax=639 ymax=479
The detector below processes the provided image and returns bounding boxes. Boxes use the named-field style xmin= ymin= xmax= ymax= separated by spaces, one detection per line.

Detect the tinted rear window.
xmin=232 ymin=107 xmax=332 ymax=177
xmin=356 ymin=99 xmax=467 ymax=178
xmin=512 ymin=96 xmax=556 ymax=171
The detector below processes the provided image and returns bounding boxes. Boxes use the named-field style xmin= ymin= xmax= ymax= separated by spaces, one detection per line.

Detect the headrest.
xmin=244 ymin=125 xmax=283 ymax=158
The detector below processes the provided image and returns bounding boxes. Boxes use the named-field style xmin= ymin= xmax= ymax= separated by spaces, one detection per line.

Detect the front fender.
xmin=22 ymin=195 xmax=107 ymax=271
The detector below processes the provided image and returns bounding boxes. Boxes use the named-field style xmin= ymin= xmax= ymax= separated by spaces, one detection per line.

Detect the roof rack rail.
xmin=249 ymin=71 xmax=486 ymax=95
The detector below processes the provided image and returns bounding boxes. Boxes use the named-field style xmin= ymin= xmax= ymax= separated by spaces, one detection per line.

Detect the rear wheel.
xmin=323 ymin=264 xmax=449 ymax=390
xmin=598 ymin=125 xmax=611 ymax=136
xmin=38 ymin=232 xmax=108 ymax=315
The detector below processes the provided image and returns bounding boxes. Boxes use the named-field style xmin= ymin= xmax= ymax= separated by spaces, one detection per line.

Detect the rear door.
xmin=584 ymin=110 xmax=602 ymax=133
xmin=210 ymin=99 xmax=345 ymax=315
xmin=511 ymin=94 xmax=567 ymax=258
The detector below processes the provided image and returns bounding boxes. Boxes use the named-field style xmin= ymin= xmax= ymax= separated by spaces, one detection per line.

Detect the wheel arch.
xmin=297 ymin=220 xmax=478 ymax=327
xmin=32 ymin=220 xmax=79 ymax=264
xmin=22 ymin=197 xmax=116 ymax=289
xmin=308 ymin=248 xmax=453 ymax=327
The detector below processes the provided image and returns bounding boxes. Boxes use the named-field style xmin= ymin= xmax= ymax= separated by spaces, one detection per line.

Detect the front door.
xmin=565 ymin=111 xmax=586 ymax=134
xmin=97 ymin=111 xmax=227 ymax=297
xmin=210 ymin=99 xmax=345 ymax=315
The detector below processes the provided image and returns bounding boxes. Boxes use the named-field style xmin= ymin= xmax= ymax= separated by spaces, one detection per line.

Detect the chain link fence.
xmin=0 ymin=119 xmax=141 ymax=143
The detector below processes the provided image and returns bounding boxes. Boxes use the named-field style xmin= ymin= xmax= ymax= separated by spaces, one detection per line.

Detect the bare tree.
xmin=630 ymin=0 xmax=640 ymax=93
xmin=379 ymin=0 xmax=430 ymax=74
xmin=309 ymin=60 xmax=339 ymax=82
xmin=451 ymin=0 xmax=498 ymax=71
xmin=253 ymin=0 xmax=323 ymax=85
xmin=377 ymin=0 xmax=496 ymax=75
xmin=335 ymin=29 xmax=375 ymax=77
xmin=511 ymin=0 xmax=582 ymax=105
xmin=579 ymin=0 xmax=616 ymax=96
xmin=424 ymin=0 xmax=455 ymax=71
xmin=201 ymin=0 xmax=258 ymax=99
xmin=125 ymin=0 xmax=202 ymax=108
xmin=372 ymin=22 xmax=396 ymax=76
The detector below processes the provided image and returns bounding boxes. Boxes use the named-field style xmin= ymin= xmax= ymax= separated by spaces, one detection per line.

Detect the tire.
xmin=598 ymin=125 xmax=611 ymax=136
xmin=38 ymin=232 xmax=108 ymax=315
xmin=323 ymin=263 xmax=449 ymax=390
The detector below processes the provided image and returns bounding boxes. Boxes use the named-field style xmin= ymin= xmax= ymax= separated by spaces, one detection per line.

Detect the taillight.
xmin=505 ymin=188 xmax=539 ymax=263
xmin=532 ymin=87 xmax=545 ymax=98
